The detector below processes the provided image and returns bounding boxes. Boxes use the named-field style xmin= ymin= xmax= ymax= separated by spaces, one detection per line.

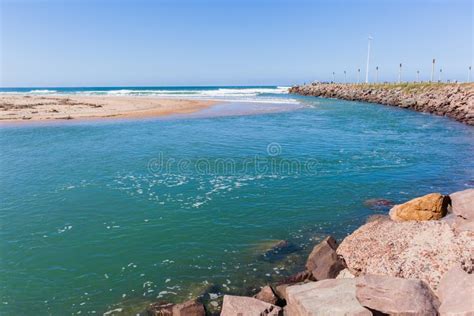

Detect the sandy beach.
xmin=0 ymin=95 xmax=218 ymax=123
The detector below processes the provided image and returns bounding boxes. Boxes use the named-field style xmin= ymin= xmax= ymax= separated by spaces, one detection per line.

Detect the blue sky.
xmin=1 ymin=0 xmax=472 ymax=87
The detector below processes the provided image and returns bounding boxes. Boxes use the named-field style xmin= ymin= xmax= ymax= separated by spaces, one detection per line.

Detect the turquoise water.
xmin=1 ymin=90 xmax=473 ymax=315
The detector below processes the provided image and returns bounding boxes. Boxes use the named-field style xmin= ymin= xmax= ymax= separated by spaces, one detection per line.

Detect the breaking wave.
xmin=0 ymin=86 xmax=296 ymax=103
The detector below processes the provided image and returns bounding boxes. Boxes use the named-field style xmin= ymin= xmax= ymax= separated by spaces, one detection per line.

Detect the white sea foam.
xmin=68 ymin=87 xmax=289 ymax=98
xmin=0 ymin=89 xmax=58 ymax=95
xmin=4 ymin=86 xmax=298 ymax=103
xmin=29 ymin=89 xmax=58 ymax=94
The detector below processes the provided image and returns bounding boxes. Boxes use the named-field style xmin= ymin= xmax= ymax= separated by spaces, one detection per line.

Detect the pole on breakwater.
xmin=398 ymin=63 xmax=402 ymax=83
xmin=344 ymin=70 xmax=347 ymax=83
xmin=431 ymin=59 xmax=436 ymax=82
xmin=469 ymin=66 xmax=472 ymax=82
xmin=416 ymin=70 xmax=420 ymax=82
xmin=357 ymin=69 xmax=361 ymax=84
xmin=365 ymin=36 xmax=373 ymax=83
xmin=439 ymin=69 xmax=442 ymax=82
xmin=375 ymin=66 xmax=379 ymax=83
xmin=332 ymin=72 xmax=336 ymax=83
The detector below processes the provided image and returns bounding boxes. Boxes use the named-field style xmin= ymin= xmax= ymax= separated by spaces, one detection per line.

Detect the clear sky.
xmin=1 ymin=0 xmax=472 ymax=87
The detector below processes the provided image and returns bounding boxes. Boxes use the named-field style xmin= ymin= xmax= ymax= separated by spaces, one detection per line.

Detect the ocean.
xmin=0 ymin=86 xmax=295 ymax=104
xmin=1 ymin=86 xmax=473 ymax=314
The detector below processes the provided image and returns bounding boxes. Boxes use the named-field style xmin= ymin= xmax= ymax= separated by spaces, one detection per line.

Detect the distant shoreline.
xmin=290 ymin=83 xmax=474 ymax=125
xmin=0 ymin=95 xmax=219 ymax=123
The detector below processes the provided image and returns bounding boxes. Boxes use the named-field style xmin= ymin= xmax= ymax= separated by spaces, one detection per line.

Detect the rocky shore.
xmin=145 ymin=189 xmax=473 ymax=315
xmin=289 ymin=83 xmax=474 ymax=125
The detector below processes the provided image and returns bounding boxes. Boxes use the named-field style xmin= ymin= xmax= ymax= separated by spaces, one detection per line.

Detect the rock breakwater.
xmin=289 ymin=83 xmax=474 ymax=125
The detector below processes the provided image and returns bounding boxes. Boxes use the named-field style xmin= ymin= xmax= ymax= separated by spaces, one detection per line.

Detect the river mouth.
xmin=1 ymin=96 xmax=473 ymax=315
xmin=162 ymin=101 xmax=305 ymax=120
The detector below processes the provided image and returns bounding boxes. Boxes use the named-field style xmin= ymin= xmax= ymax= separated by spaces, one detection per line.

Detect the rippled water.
xmin=1 ymin=96 xmax=473 ymax=315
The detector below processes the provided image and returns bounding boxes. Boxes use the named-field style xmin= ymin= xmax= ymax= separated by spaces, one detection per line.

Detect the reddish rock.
xmin=337 ymin=219 xmax=473 ymax=290
xmin=363 ymin=198 xmax=394 ymax=210
xmin=274 ymin=283 xmax=291 ymax=302
xmin=147 ymin=302 xmax=174 ymax=316
xmin=437 ymin=265 xmax=474 ymax=315
xmin=356 ymin=275 xmax=440 ymax=315
xmin=173 ymin=300 xmax=205 ymax=316
xmin=389 ymin=193 xmax=450 ymax=221
xmin=221 ymin=295 xmax=281 ymax=316
xmin=285 ymin=279 xmax=371 ymax=315
xmin=444 ymin=189 xmax=474 ymax=233
xmin=305 ymin=236 xmax=345 ymax=280
xmin=279 ymin=270 xmax=313 ymax=284
xmin=450 ymin=188 xmax=474 ymax=220
xmin=254 ymin=285 xmax=278 ymax=305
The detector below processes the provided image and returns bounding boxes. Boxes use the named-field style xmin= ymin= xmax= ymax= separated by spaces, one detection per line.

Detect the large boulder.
xmin=147 ymin=299 xmax=205 ymax=316
xmin=220 ymin=295 xmax=281 ymax=316
xmin=444 ymin=189 xmax=474 ymax=233
xmin=285 ymin=279 xmax=371 ymax=315
xmin=305 ymin=236 xmax=345 ymax=280
xmin=254 ymin=285 xmax=279 ymax=305
xmin=389 ymin=193 xmax=449 ymax=221
xmin=450 ymin=189 xmax=474 ymax=220
xmin=437 ymin=265 xmax=474 ymax=315
xmin=356 ymin=275 xmax=440 ymax=315
xmin=337 ymin=219 xmax=473 ymax=290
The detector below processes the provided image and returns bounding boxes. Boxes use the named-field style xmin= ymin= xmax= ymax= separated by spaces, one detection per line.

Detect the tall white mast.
xmin=398 ymin=63 xmax=402 ymax=83
xmin=431 ymin=59 xmax=435 ymax=82
xmin=365 ymin=36 xmax=373 ymax=83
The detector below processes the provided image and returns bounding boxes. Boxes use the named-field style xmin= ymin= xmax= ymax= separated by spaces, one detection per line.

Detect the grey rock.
xmin=437 ymin=265 xmax=474 ymax=315
xmin=450 ymin=189 xmax=474 ymax=220
xmin=221 ymin=295 xmax=281 ymax=316
xmin=285 ymin=279 xmax=371 ymax=315
xmin=356 ymin=274 xmax=440 ymax=315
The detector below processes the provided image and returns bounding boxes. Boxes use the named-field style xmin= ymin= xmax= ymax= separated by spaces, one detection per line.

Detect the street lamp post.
xmin=469 ymin=66 xmax=472 ymax=82
xmin=376 ymin=66 xmax=379 ymax=83
xmin=365 ymin=36 xmax=373 ymax=83
xmin=398 ymin=63 xmax=402 ymax=84
xmin=416 ymin=70 xmax=420 ymax=82
xmin=431 ymin=58 xmax=436 ymax=82
xmin=439 ymin=69 xmax=442 ymax=82
xmin=357 ymin=69 xmax=361 ymax=84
